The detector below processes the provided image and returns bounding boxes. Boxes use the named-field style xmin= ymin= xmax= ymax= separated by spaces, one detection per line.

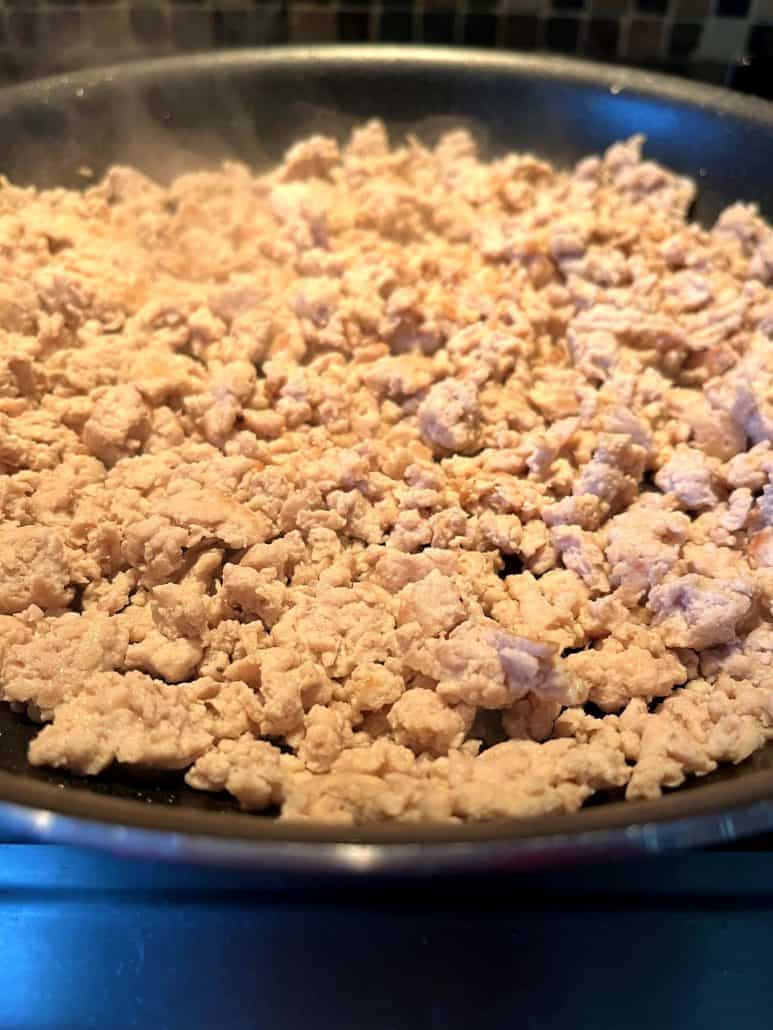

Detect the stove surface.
xmin=2 ymin=837 xmax=772 ymax=1030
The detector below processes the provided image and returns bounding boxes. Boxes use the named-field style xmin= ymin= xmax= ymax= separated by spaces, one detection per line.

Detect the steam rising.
xmin=0 ymin=47 xmax=491 ymax=192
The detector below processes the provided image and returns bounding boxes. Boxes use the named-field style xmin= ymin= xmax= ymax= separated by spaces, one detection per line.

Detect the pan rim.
xmin=0 ymin=46 xmax=770 ymax=126
xmin=0 ymin=46 xmax=772 ymax=868
xmin=1 ymin=761 xmax=773 ymax=853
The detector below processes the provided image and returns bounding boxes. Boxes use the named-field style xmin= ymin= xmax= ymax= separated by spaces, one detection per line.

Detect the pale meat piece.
xmin=29 ymin=673 xmax=260 ymax=775
xmin=1 ymin=126 xmax=773 ymax=823
xmin=387 ymin=688 xmax=470 ymax=756
xmin=550 ymin=524 xmax=610 ymax=593
xmin=82 ymin=385 xmax=151 ymax=466
xmin=396 ymin=569 xmax=467 ymax=637
xmin=445 ymin=734 xmax=631 ymax=821
xmin=406 ymin=618 xmax=583 ymax=709
xmin=654 ymin=446 xmax=722 ymax=511
xmin=564 ymin=624 xmax=688 ymax=713
xmin=0 ymin=611 xmax=129 ymax=717
xmin=0 ymin=526 xmax=74 ymax=614
xmin=493 ymin=569 xmax=588 ymax=651
xmin=417 ymin=378 xmax=481 ymax=455
xmin=603 ymin=503 xmax=690 ymax=600
xmin=185 ymin=735 xmax=287 ymax=810
xmin=621 ymin=674 xmax=773 ymax=801
xmin=280 ymin=769 xmax=456 ymax=825
xmin=648 ymin=574 xmax=753 ymax=649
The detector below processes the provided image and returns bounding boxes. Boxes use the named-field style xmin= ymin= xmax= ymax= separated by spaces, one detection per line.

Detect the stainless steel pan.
xmin=0 ymin=47 xmax=771 ymax=873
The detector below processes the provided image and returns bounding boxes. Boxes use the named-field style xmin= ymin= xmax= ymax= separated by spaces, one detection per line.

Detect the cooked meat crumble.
xmin=2 ymin=124 xmax=773 ymax=824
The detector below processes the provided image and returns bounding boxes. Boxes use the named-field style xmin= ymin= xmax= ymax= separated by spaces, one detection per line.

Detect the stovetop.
xmin=2 ymin=833 xmax=772 ymax=1030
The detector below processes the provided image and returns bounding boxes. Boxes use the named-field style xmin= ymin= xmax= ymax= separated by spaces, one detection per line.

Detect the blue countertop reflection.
xmin=1 ymin=845 xmax=773 ymax=1030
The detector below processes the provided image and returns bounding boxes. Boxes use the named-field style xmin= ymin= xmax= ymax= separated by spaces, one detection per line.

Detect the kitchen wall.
xmin=0 ymin=0 xmax=770 ymax=92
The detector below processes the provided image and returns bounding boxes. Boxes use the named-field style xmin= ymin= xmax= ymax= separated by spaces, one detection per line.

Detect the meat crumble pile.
xmin=1 ymin=122 xmax=773 ymax=824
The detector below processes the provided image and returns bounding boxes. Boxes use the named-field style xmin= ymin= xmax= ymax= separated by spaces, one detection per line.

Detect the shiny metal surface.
xmin=0 ymin=48 xmax=771 ymax=870
xmin=1 ymin=797 xmax=773 ymax=874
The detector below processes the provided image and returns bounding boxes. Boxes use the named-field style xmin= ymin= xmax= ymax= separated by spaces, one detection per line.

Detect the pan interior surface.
xmin=0 ymin=47 xmax=772 ymax=864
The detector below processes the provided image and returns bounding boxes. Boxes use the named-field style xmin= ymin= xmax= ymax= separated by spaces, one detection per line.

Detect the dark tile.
xmin=624 ymin=16 xmax=664 ymax=58
xmin=129 ymin=4 xmax=167 ymax=44
xmin=212 ymin=8 xmax=246 ymax=45
xmin=336 ymin=9 xmax=371 ymax=40
xmin=265 ymin=7 xmax=289 ymax=43
xmin=422 ymin=0 xmax=456 ymax=10
xmin=636 ymin=0 xmax=668 ymax=11
xmin=288 ymin=7 xmax=338 ymax=40
xmin=502 ymin=0 xmax=539 ymax=11
xmin=466 ymin=0 xmax=499 ymax=9
xmin=585 ymin=16 xmax=619 ymax=56
xmin=545 ymin=15 xmax=580 ymax=50
xmin=552 ymin=0 xmax=584 ymax=10
xmin=463 ymin=12 xmax=497 ymax=44
xmin=240 ymin=8 xmax=288 ymax=44
xmin=0 ymin=18 xmax=6 ymax=47
xmin=5 ymin=0 xmax=39 ymax=7
xmin=379 ymin=9 xmax=414 ymax=41
xmin=214 ymin=7 xmax=286 ymax=45
xmin=729 ymin=55 xmax=773 ymax=99
xmin=717 ymin=0 xmax=751 ymax=14
xmin=680 ymin=59 xmax=731 ymax=83
xmin=0 ymin=50 xmax=24 ymax=82
xmin=673 ymin=0 xmax=709 ymax=16
xmin=667 ymin=20 xmax=702 ymax=56
xmin=7 ymin=9 xmax=39 ymax=46
xmin=335 ymin=0 xmax=373 ymax=7
xmin=84 ymin=5 xmax=130 ymax=46
xmin=170 ymin=7 xmax=213 ymax=49
xmin=667 ymin=58 xmax=733 ymax=83
xmin=747 ymin=24 xmax=773 ymax=56
xmin=590 ymin=0 xmax=628 ymax=13
xmin=501 ymin=13 xmax=539 ymax=47
xmin=45 ymin=7 xmax=82 ymax=47
xmin=421 ymin=10 xmax=456 ymax=42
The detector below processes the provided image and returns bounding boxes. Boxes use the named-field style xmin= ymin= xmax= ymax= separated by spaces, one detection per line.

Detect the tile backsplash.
xmin=0 ymin=0 xmax=770 ymax=94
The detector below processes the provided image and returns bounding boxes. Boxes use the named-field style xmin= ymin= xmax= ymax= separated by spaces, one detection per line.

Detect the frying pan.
xmin=0 ymin=47 xmax=772 ymax=874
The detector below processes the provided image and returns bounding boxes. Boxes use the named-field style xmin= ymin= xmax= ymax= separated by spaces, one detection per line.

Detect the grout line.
xmin=412 ymin=0 xmax=422 ymax=41
xmin=455 ymin=0 xmax=467 ymax=43
xmin=576 ymin=10 xmax=590 ymax=50
xmin=617 ymin=11 xmax=631 ymax=57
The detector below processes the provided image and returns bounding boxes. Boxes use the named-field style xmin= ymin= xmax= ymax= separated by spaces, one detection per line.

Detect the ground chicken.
xmin=648 ymin=574 xmax=753 ymax=649
xmin=1 ymin=126 xmax=773 ymax=823
xmin=0 ymin=526 xmax=74 ymax=614
xmin=417 ymin=378 xmax=481 ymax=455
xmin=387 ymin=688 xmax=470 ymax=756
xmin=565 ymin=624 xmax=689 ymax=713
